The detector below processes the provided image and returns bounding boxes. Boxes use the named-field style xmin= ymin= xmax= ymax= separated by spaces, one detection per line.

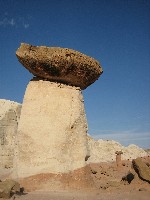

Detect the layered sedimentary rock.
xmin=0 ymin=100 xmax=21 ymax=176
xmin=15 ymin=80 xmax=89 ymax=178
xmin=16 ymin=43 xmax=103 ymax=89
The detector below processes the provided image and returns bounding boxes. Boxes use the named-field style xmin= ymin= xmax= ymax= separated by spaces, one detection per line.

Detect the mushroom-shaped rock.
xmin=115 ymin=151 xmax=123 ymax=155
xmin=115 ymin=151 xmax=123 ymax=168
xmin=16 ymin=43 xmax=103 ymax=89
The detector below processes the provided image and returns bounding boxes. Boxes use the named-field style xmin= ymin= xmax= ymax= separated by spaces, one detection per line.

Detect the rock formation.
xmin=13 ymin=43 xmax=103 ymax=190
xmin=0 ymin=43 xmax=147 ymax=192
xmin=0 ymin=101 xmax=147 ymax=173
xmin=16 ymin=43 xmax=103 ymax=89
xmin=0 ymin=100 xmax=21 ymax=179
xmin=15 ymin=80 xmax=89 ymax=178
xmin=87 ymin=135 xmax=148 ymax=163
xmin=0 ymin=99 xmax=149 ymax=192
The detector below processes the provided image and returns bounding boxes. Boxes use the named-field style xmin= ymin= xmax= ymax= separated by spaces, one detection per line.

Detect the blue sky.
xmin=0 ymin=0 xmax=150 ymax=148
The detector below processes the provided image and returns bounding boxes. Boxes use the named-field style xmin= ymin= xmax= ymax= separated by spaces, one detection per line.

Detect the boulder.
xmin=122 ymin=172 xmax=134 ymax=184
xmin=0 ymin=179 xmax=20 ymax=199
xmin=16 ymin=43 xmax=103 ymax=89
xmin=132 ymin=157 xmax=150 ymax=183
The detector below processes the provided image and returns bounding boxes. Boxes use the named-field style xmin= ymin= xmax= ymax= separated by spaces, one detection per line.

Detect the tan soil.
xmin=9 ymin=156 xmax=150 ymax=200
xmin=11 ymin=190 xmax=150 ymax=200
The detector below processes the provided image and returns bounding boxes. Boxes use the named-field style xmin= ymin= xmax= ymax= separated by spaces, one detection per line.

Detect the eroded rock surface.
xmin=15 ymin=80 xmax=89 ymax=179
xmin=16 ymin=43 xmax=103 ymax=89
xmin=0 ymin=100 xmax=21 ymax=176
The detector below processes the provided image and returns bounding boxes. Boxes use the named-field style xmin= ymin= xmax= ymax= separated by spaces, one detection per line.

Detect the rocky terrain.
xmin=0 ymin=99 xmax=150 ymax=199
xmin=0 ymin=156 xmax=150 ymax=199
xmin=87 ymin=135 xmax=148 ymax=163
xmin=0 ymin=44 xmax=149 ymax=199
xmin=0 ymin=99 xmax=148 ymax=175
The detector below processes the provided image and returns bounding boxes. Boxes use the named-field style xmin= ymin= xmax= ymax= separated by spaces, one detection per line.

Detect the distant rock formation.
xmin=0 ymin=100 xmax=21 ymax=177
xmin=16 ymin=43 xmax=103 ymax=89
xmin=87 ymin=135 xmax=147 ymax=163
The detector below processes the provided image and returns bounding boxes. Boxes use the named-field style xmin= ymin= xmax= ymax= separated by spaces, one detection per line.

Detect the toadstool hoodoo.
xmin=14 ymin=43 xmax=103 ymax=191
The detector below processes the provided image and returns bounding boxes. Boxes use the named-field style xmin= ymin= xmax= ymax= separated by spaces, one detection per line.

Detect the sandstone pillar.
xmin=15 ymin=79 xmax=88 ymax=178
xmin=115 ymin=151 xmax=123 ymax=169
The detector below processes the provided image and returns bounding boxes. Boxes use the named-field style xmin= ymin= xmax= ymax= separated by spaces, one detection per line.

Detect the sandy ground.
xmin=12 ymin=190 xmax=150 ymax=200
xmin=1 ymin=156 xmax=150 ymax=200
xmin=11 ymin=157 xmax=150 ymax=200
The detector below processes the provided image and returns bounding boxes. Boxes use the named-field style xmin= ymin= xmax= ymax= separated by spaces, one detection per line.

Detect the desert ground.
xmin=11 ymin=190 xmax=150 ymax=200
xmin=3 ymin=156 xmax=149 ymax=200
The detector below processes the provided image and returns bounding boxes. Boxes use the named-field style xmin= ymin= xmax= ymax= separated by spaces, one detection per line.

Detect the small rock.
xmin=99 ymin=184 xmax=108 ymax=190
xmin=91 ymin=169 xmax=97 ymax=174
xmin=139 ymin=188 xmax=147 ymax=191
xmin=122 ymin=172 xmax=134 ymax=184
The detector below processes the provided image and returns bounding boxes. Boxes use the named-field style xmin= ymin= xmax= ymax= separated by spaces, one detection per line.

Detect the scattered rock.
xmin=16 ymin=43 xmax=103 ymax=89
xmin=99 ymin=183 xmax=109 ymax=190
xmin=139 ymin=188 xmax=147 ymax=191
xmin=91 ymin=169 xmax=97 ymax=174
xmin=99 ymin=181 xmax=121 ymax=190
xmin=132 ymin=157 xmax=150 ymax=183
xmin=122 ymin=172 xmax=134 ymax=184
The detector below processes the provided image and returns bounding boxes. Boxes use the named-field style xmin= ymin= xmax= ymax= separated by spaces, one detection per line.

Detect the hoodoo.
xmin=14 ymin=43 xmax=103 ymax=191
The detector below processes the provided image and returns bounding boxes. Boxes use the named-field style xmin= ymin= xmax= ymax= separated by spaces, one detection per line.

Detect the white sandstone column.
xmin=15 ymin=79 xmax=88 ymax=178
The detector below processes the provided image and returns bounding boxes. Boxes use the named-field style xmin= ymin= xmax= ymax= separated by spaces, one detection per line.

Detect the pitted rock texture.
xmin=16 ymin=43 xmax=103 ymax=89
xmin=0 ymin=100 xmax=21 ymax=172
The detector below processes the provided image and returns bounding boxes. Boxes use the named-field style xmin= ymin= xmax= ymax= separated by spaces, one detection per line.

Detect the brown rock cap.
xmin=16 ymin=43 xmax=103 ymax=89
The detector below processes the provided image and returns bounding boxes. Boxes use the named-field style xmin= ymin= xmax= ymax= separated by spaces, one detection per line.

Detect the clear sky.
xmin=0 ymin=0 xmax=150 ymax=148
